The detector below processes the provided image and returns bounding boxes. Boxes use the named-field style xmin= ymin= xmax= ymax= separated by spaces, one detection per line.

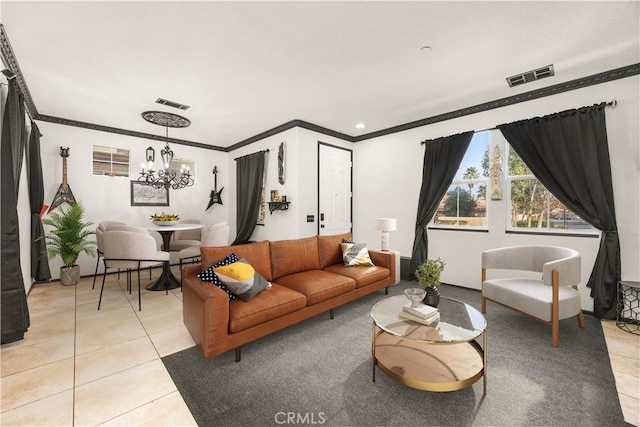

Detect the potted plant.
xmin=414 ymin=257 xmax=446 ymax=307
xmin=42 ymin=203 xmax=96 ymax=286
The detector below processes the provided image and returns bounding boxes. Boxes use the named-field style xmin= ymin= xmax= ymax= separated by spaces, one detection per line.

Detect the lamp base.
xmin=380 ymin=231 xmax=390 ymax=252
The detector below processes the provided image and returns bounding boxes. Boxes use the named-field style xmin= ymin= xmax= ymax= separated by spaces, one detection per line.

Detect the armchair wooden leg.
xmin=577 ymin=311 xmax=585 ymax=329
xmin=481 ymin=296 xmax=486 ymax=313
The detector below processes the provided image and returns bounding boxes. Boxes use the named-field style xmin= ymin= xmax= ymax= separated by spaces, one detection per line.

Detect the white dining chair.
xmin=98 ymin=230 xmax=170 ymax=311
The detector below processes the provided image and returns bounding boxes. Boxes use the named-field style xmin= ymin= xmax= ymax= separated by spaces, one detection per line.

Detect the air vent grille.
xmin=155 ymin=98 xmax=190 ymax=110
xmin=507 ymin=65 xmax=554 ymax=87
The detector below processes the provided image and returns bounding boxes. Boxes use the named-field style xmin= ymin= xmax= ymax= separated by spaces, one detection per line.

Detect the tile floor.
xmin=1 ymin=269 xmax=639 ymax=426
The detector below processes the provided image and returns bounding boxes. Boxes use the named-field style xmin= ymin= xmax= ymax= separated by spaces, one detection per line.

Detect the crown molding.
xmin=37 ymin=115 xmax=226 ymax=151
xmin=352 ymin=63 xmax=640 ymax=142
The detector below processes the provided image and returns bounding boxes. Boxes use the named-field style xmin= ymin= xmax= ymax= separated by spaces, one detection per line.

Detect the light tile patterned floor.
xmin=1 ymin=270 xmax=639 ymax=426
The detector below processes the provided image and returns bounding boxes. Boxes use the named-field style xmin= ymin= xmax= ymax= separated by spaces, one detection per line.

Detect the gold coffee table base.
xmin=373 ymin=330 xmax=486 ymax=394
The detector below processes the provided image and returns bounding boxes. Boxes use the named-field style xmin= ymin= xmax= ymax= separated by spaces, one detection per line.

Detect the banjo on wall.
xmin=48 ymin=146 xmax=77 ymax=213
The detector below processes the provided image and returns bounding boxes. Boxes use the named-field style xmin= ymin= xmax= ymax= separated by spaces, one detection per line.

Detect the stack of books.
xmin=400 ymin=303 xmax=440 ymax=325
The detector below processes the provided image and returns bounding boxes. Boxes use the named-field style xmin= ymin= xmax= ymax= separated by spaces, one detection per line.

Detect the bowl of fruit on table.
xmin=151 ymin=213 xmax=181 ymax=226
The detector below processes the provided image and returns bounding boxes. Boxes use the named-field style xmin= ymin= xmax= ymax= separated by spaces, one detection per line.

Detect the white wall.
xmin=38 ymin=122 xmax=227 ymax=279
xmin=353 ymin=76 xmax=640 ymax=312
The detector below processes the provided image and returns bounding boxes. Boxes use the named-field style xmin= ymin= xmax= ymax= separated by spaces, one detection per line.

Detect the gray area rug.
xmin=162 ymin=281 xmax=627 ymax=426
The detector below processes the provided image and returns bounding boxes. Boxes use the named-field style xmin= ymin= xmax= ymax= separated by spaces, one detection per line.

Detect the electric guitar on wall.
xmin=206 ymin=166 xmax=223 ymax=210
xmin=48 ymin=146 xmax=77 ymax=213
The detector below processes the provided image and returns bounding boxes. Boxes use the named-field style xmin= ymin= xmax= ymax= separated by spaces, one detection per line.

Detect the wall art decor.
xmin=489 ymin=143 xmax=503 ymax=200
xmin=131 ymin=181 xmax=169 ymax=206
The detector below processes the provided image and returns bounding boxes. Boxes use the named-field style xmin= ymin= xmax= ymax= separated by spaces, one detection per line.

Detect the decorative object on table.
xmin=131 ymin=180 xmax=169 ymax=206
xmin=138 ymin=111 xmax=194 ymax=190
xmin=414 ymin=257 xmax=446 ymax=308
xmin=374 ymin=218 xmax=397 ymax=251
xmin=404 ymin=287 xmax=427 ymax=308
xmin=278 ymin=141 xmax=286 ymax=185
xmin=42 ymin=203 xmax=96 ymax=286
xmin=489 ymin=142 xmax=503 ymax=200
xmin=206 ymin=165 xmax=224 ymax=210
xmin=150 ymin=212 xmax=180 ymax=226
xmin=399 ymin=301 xmax=440 ymax=325
xmin=48 ymin=146 xmax=77 ymax=213
xmin=270 ymin=189 xmax=280 ymax=202
xmin=281 ymin=195 xmax=287 ymax=202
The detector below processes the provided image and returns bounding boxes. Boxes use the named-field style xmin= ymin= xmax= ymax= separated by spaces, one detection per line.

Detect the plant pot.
xmin=60 ymin=265 xmax=80 ymax=286
xmin=422 ymin=284 xmax=440 ymax=308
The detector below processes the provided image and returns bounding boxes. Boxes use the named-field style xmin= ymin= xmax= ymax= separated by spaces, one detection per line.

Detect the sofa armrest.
xmin=369 ymin=250 xmax=397 ymax=283
xmin=182 ymin=263 xmax=231 ymax=358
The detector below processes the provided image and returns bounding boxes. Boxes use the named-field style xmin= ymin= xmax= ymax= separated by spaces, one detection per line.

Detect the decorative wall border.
xmin=1 ymin=24 xmax=638 ymax=152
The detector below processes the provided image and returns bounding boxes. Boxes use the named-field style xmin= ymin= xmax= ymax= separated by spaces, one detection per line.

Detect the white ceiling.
xmin=2 ymin=1 xmax=639 ymax=150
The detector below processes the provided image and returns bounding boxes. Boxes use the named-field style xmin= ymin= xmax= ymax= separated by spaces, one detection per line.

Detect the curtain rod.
xmin=234 ymin=148 xmax=269 ymax=161
xmin=420 ymin=99 xmax=617 ymax=145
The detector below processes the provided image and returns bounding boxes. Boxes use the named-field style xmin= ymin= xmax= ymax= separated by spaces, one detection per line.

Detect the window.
xmin=507 ymin=146 xmax=596 ymax=233
xmin=169 ymin=156 xmax=196 ymax=180
xmin=431 ymin=132 xmax=489 ymax=229
xmin=92 ymin=145 xmax=130 ymax=177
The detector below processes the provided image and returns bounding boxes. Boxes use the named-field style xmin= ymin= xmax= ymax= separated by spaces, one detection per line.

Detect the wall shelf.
xmin=268 ymin=201 xmax=290 ymax=214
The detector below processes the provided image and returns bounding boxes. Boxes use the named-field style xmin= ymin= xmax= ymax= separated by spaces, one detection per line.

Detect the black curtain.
xmin=27 ymin=120 xmax=51 ymax=281
xmin=498 ymin=103 xmax=619 ymax=319
xmin=231 ymin=151 xmax=266 ymax=245
xmin=1 ymin=79 xmax=30 ymax=343
xmin=410 ymin=131 xmax=474 ymax=273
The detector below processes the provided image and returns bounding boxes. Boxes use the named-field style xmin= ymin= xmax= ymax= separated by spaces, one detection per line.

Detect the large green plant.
xmin=414 ymin=257 xmax=446 ymax=288
xmin=42 ymin=204 xmax=96 ymax=268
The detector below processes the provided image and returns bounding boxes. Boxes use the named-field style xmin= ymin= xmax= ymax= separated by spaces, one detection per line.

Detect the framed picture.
xmin=130 ymin=181 xmax=170 ymax=206
xmin=270 ymin=189 xmax=280 ymax=202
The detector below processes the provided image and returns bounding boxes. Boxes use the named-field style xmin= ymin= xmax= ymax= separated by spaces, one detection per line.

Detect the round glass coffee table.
xmin=371 ymin=295 xmax=487 ymax=394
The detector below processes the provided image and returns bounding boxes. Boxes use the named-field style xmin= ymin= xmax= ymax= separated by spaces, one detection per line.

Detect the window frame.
xmin=92 ymin=145 xmax=130 ymax=177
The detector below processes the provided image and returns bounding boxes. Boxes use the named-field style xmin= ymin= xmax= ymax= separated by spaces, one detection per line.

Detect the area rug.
xmin=162 ymin=281 xmax=627 ymax=426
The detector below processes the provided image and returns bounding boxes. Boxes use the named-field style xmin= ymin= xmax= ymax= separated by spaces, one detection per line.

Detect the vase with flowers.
xmin=414 ymin=257 xmax=446 ymax=308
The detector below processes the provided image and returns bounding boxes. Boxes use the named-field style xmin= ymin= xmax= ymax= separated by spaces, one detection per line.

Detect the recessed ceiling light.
xmin=355 ymin=123 xmax=366 ymax=129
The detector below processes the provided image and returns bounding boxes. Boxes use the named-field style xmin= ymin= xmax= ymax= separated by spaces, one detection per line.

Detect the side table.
xmin=616 ymin=281 xmax=640 ymax=335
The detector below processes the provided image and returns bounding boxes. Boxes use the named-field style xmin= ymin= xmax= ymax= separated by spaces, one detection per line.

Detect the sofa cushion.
xmin=270 ymin=236 xmax=320 ymax=280
xmin=340 ymin=242 xmax=374 ymax=266
xmin=201 ymin=240 xmax=272 ymax=281
xmin=317 ymin=232 xmax=353 ymax=269
xmin=274 ymin=270 xmax=356 ymax=306
xmin=323 ymin=264 xmax=390 ymax=289
xmin=197 ymin=253 xmax=239 ymax=301
xmin=228 ymin=284 xmax=307 ymax=333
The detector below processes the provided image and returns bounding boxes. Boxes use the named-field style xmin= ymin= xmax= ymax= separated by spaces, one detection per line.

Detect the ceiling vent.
xmin=155 ymin=98 xmax=190 ymax=110
xmin=506 ymin=65 xmax=554 ymax=88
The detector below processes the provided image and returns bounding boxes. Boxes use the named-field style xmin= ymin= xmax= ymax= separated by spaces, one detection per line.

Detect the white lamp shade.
xmin=374 ymin=218 xmax=397 ymax=232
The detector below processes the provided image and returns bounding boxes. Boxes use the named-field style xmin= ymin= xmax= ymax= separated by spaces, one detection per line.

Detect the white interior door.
xmin=318 ymin=143 xmax=352 ymax=235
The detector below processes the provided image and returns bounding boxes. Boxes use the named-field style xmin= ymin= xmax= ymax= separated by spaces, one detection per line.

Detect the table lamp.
xmin=374 ymin=218 xmax=397 ymax=252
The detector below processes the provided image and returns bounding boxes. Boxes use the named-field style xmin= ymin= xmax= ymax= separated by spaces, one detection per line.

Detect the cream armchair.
xmin=168 ymin=219 xmax=202 ymax=251
xmin=481 ymin=245 xmax=585 ymax=347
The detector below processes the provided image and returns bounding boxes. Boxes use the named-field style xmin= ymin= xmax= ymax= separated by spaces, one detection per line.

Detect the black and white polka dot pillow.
xmin=197 ymin=253 xmax=239 ymax=301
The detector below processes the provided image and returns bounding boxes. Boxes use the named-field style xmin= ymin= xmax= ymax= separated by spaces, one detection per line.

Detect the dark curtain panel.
xmin=498 ymin=103 xmax=619 ymax=319
xmin=410 ymin=131 xmax=474 ymax=273
xmin=231 ymin=151 xmax=266 ymax=245
xmin=1 ymin=79 xmax=30 ymax=343
xmin=27 ymin=121 xmax=51 ymax=281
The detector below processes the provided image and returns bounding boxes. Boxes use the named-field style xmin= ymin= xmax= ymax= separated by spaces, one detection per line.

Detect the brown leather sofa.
xmin=182 ymin=232 xmax=397 ymax=360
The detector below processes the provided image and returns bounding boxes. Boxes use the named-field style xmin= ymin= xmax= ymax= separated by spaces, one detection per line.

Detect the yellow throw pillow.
xmin=214 ymin=258 xmax=271 ymax=301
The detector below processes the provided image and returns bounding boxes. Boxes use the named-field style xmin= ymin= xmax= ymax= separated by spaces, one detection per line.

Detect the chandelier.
xmin=138 ymin=111 xmax=194 ymax=190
